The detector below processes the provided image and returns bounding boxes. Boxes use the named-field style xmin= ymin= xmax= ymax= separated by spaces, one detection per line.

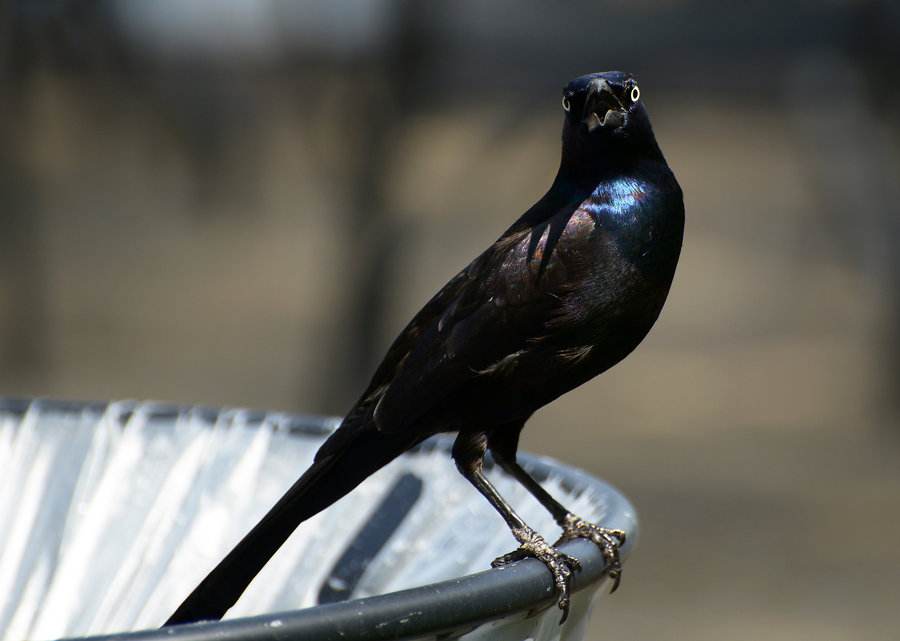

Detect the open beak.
xmin=582 ymin=78 xmax=626 ymax=132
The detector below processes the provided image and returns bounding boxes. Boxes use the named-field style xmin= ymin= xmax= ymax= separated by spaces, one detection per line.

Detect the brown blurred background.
xmin=2 ymin=1 xmax=899 ymax=639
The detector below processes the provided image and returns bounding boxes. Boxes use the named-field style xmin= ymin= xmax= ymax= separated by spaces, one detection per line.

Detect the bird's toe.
xmin=493 ymin=526 xmax=582 ymax=623
xmin=555 ymin=513 xmax=625 ymax=592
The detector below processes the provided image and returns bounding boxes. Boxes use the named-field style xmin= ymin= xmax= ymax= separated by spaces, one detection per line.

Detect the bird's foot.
xmin=555 ymin=513 xmax=626 ymax=592
xmin=492 ymin=526 xmax=581 ymax=623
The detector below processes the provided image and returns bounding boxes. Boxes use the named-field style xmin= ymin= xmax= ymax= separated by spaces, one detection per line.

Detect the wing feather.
xmin=335 ymin=185 xmax=592 ymax=441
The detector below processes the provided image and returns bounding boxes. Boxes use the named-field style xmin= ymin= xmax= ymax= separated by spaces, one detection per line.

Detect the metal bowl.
xmin=0 ymin=398 xmax=636 ymax=641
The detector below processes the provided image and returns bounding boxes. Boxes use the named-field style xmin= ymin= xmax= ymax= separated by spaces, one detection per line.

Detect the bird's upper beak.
xmin=582 ymin=78 xmax=626 ymax=132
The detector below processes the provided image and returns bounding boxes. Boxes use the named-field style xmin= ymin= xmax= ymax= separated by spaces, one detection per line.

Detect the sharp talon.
xmin=607 ymin=562 xmax=622 ymax=593
xmin=491 ymin=548 xmax=528 ymax=568
xmin=491 ymin=556 xmax=511 ymax=568
xmin=558 ymin=597 xmax=570 ymax=624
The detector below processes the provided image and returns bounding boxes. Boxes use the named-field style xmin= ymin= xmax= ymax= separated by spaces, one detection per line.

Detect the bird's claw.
xmin=555 ymin=513 xmax=626 ymax=592
xmin=492 ymin=526 xmax=581 ymax=623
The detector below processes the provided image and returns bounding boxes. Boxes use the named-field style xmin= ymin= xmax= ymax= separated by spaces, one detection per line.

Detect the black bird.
xmin=165 ymin=71 xmax=684 ymax=626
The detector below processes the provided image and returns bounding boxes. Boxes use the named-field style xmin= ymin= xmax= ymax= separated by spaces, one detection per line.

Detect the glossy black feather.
xmin=165 ymin=71 xmax=683 ymax=626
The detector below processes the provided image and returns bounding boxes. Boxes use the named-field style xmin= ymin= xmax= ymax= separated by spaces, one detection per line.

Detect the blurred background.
xmin=2 ymin=1 xmax=899 ymax=639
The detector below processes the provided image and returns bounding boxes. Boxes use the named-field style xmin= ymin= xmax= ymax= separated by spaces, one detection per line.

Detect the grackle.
xmin=165 ymin=71 xmax=684 ymax=626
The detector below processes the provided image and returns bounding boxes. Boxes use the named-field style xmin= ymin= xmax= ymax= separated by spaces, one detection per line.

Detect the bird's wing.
xmin=314 ymin=184 xmax=589 ymax=461
xmin=315 ymin=261 xmax=495 ymax=459
xmin=368 ymin=222 xmax=575 ymax=435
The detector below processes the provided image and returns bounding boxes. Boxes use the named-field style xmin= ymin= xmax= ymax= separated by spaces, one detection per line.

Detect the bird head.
xmin=560 ymin=71 xmax=660 ymax=175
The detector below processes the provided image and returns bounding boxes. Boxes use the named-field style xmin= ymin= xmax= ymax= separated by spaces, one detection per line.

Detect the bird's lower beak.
xmin=582 ymin=79 xmax=626 ymax=132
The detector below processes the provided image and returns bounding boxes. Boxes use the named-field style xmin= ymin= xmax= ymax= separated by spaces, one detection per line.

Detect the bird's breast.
xmin=563 ymin=179 xmax=679 ymax=285
xmin=536 ymin=176 xmax=683 ymax=344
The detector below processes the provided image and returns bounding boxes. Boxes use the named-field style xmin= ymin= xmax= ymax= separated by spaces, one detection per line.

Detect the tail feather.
xmin=164 ymin=429 xmax=413 ymax=626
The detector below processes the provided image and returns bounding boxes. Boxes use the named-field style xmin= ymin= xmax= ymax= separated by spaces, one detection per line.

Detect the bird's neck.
xmin=558 ymin=141 xmax=666 ymax=187
xmin=508 ymin=151 xmax=672 ymax=234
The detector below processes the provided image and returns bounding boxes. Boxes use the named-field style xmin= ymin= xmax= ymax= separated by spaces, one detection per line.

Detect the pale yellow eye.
xmin=630 ymin=86 xmax=640 ymax=102
xmin=562 ymin=96 xmax=571 ymax=112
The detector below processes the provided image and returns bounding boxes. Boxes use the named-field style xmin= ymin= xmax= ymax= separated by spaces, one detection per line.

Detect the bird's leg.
xmin=452 ymin=432 xmax=580 ymax=622
xmin=489 ymin=430 xmax=625 ymax=592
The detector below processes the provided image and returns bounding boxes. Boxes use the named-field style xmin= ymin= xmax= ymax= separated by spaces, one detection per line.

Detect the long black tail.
xmin=164 ymin=429 xmax=413 ymax=626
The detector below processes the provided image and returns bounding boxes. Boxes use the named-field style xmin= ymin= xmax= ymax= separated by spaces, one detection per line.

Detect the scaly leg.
xmin=489 ymin=428 xmax=625 ymax=592
xmin=452 ymin=431 xmax=580 ymax=622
